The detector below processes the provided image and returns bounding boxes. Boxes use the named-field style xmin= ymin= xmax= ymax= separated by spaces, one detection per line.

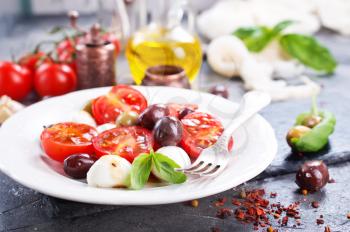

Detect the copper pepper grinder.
xmin=75 ymin=23 xmax=116 ymax=89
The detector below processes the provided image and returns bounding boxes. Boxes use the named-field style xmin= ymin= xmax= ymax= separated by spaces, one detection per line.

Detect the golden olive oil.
xmin=126 ymin=24 xmax=202 ymax=85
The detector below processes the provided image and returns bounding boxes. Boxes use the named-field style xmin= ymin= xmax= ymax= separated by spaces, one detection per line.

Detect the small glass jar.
xmin=141 ymin=65 xmax=191 ymax=89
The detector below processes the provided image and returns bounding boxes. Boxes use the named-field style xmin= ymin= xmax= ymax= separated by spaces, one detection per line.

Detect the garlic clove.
xmin=0 ymin=96 xmax=25 ymax=124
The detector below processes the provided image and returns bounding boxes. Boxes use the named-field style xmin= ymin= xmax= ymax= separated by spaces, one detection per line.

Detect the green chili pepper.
xmin=289 ymin=98 xmax=336 ymax=153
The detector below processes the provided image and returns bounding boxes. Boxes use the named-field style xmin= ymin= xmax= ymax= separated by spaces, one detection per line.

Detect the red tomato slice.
xmin=92 ymin=126 xmax=154 ymax=163
xmin=40 ymin=122 xmax=97 ymax=163
xmin=92 ymin=85 xmax=148 ymax=125
xmin=166 ymin=103 xmax=198 ymax=118
xmin=180 ymin=112 xmax=233 ymax=159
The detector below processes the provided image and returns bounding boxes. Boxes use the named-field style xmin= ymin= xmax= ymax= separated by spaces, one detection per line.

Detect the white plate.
xmin=0 ymin=86 xmax=277 ymax=205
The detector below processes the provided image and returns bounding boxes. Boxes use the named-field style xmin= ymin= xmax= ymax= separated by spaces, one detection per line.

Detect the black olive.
xmin=153 ymin=116 xmax=183 ymax=146
xmin=63 ymin=154 xmax=97 ymax=179
xmin=295 ymin=160 xmax=329 ymax=192
xmin=138 ymin=104 xmax=170 ymax=130
xmin=178 ymin=107 xmax=194 ymax=119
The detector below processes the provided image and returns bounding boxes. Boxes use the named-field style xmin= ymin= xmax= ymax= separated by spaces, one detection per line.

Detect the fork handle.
xmin=220 ymin=91 xmax=271 ymax=146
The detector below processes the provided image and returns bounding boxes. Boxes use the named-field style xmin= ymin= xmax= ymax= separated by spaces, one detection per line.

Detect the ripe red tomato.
xmin=34 ymin=63 xmax=77 ymax=97
xmin=56 ymin=37 xmax=83 ymax=74
xmin=0 ymin=61 xmax=32 ymax=101
xmin=18 ymin=51 xmax=48 ymax=76
xmin=166 ymin=103 xmax=198 ymax=118
xmin=92 ymin=126 xmax=154 ymax=163
xmin=92 ymin=85 xmax=148 ymax=125
xmin=180 ymin=112 xmax=233 ymax=159
xmin=56 ymin=38 xmax=76 ymax=63
xmin=40 ymin=122 xmax=98 ymax=162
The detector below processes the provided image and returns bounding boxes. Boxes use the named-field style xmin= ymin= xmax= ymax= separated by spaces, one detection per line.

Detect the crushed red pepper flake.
xmin=270 ymin=192 xmax=277 ymax=198
xmin=281 ymin=216 xmax=288 ymax=226
xmin=324 ymin=225 xmax=331 ymax=232
xmin=216 ymin=207 xmax=233 ymax=219
xmin=312 ymin=201 xmax=320 ymax=208
xmin=214 ymin=197 xmax=227 ymax=207
xmin=232 ymin=199 xmax=241 ymax=206
xmin=328 ymin=178 xmax=336 ymax=183
xmin=317 ymin=218 xmax=325 ymax=225
xmin=211 ymin=189 xmax=309 ymax=231
xmin=347 ymin=213 xmax=350 ymax=219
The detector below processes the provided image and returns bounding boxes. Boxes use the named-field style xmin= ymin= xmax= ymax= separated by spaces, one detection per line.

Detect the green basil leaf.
xmin=129 ymin=153 xmax=152 ymax=190
xmin=280 ymin=34 xmax=337 ymax=74
xmin=234 ymin=21 xmax=293 ymax=53
xmin=153 ymin=153 xmax=187 ymax=184
xmin=271 ymin=20 xmax=294 ymax=36
xmin=233 ymin=26 xmax=272 ymax=52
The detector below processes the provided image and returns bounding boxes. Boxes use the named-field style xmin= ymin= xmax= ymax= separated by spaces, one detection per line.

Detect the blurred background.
xmin=0 ymin=0 xmax=350 ymax=99
xmin=0 ymin=0 xmax=215 ymax=56
xmin=1 ymin=0 xmax=350 ymax=57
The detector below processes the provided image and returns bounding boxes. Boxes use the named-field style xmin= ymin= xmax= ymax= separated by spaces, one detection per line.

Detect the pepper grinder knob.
xmin=90 ymin=23 xmax=102 ymax=44
xmin=68 ymin=10 xmax=79 ymax=29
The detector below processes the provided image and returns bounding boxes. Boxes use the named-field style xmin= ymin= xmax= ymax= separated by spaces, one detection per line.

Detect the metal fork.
xmin=176 ymin=91 xmax=271 ymax=177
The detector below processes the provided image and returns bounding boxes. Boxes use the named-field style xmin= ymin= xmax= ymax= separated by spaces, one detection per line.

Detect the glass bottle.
xmin=125 ymin=0 xmax=202 ymax=85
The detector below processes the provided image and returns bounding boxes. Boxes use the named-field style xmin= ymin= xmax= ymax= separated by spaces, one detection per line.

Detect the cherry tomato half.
xmin=92 ymin=85 xmax=148 ymax=125
xmin=92 ymin=126 xmax=154 ymax=163
xmin=0 ymin=61 xmax=32 ymax=101
xmin=180 ymin=112 xmax=233 ymax=159
xmin=40 ymin=122 xmax=98 ymax=163
xmin=34 ymin=63 xmax=77 ymax=97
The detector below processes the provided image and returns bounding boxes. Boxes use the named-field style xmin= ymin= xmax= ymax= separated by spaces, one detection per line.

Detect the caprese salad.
xmin=40 ymin=85 xmax=233 ymax=190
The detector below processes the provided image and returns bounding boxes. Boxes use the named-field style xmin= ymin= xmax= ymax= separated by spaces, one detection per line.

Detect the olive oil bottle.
xmin=126 ymin=24 xmax=202 ymax=85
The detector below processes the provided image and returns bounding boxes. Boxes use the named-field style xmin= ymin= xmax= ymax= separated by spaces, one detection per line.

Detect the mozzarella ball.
xmin=87 ymin=155 xmax=131 ymax=188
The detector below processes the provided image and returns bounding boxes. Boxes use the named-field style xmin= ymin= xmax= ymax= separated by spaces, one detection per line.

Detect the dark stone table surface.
xmin=1 ymin=16 xmax=350 ymax=232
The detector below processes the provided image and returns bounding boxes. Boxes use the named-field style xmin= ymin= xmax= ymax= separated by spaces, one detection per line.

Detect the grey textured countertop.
xmin=1 ymin=16 xmax=350 ymax=232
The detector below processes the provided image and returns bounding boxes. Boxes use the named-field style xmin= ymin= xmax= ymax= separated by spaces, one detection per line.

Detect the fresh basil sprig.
xmin=233 ymin=20 xmax=293 ymax=52
xmin=129 ymin=150 xmax=187 ymax=190
xmin=233 ymin=26 xmax=271 ymax=52
xmin=280 ymin=34 xmax=337 ymax=74
xmin=152 ymin=153 xmax=187 ymax=184
xmin=129 ymin=153 xmax=153 ymax=190
xmin=233 ymin=21 xmax=337 ymax=73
